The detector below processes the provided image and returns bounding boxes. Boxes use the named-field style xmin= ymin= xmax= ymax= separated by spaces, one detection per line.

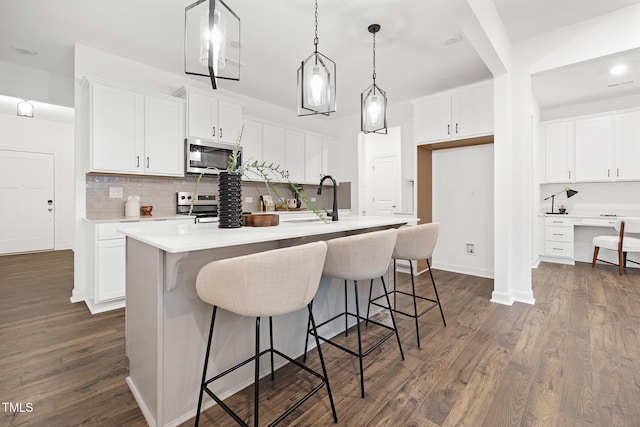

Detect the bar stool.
xmin=368 ymin=222 xmax=445 ymax=348
xmin=304 ymin=228 xmax=404 ymax=398
xmin=194 ymin=241 xmax=337 ymax=426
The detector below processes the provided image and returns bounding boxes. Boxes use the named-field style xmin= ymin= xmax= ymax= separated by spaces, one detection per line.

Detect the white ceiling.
xmin=1 ymin=0 xmax=640 ymax=116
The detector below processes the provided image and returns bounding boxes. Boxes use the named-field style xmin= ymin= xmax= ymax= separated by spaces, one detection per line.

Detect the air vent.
xmin=608 ymin=80 xmax=635 ymax=88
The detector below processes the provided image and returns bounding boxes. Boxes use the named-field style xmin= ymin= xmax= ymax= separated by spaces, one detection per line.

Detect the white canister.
xmin=125 ymin=195 xmax=141 ymax=218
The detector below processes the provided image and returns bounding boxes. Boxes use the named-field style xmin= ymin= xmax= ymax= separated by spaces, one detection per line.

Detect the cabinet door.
xmin=305 ymin=135 xmax=322 ymax=183
xmin=91 ymin=83 xmax=144 ymax=173
xmin=285 ymin=130 xmax=305 ymax=184
xmin=614 ymin=111 xmax=640 ymax=180
xmin=144 ymin=96 xmax=184 ymax=176
xmin=322 ymin=139 xmax=337 ymax=177
xmin=453 ymin=83 xmax=493 ymax=138
xmin=218 ymin=100 xmax=242 ymax=144
xmin=187 ymin=91 xmax=217 ymax=140
xmin=96 ymin=239 xmax=126 ymax=303
xmin=241 ymin=120 xmax=262 ymax=165
xmin=414 ymin=96 xmax=452 ymax=143
xmin=261 ymin=125 xmax=286 ymax=181
xmin=575 ymin=117 xmax=613 ymax=181
xmin=545 ymin=122 xmax=574 ymax=182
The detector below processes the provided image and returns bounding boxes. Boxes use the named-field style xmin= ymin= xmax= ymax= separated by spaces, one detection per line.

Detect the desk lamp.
xmin=544 ymin=187 xmax=578 ymax=214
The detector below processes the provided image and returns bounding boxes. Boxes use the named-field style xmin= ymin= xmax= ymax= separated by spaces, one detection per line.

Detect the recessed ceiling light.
xmin=11 ymin=45 xmax=38 ymax=56
xmin=610 ymin=64 xmax=628 ymax=76
xmin=443 ymin=34 xmax=463 ymax=46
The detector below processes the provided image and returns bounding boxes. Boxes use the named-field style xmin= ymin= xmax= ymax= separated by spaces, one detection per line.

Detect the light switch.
xmin=245 ymin=196 xmax=253 ymax=203
xmin=109 ymin=187 xmax=123 ymax=198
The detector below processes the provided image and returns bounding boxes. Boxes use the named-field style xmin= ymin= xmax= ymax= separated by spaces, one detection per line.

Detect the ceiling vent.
xmin=607 ymin=80 xmax=635 ymax=88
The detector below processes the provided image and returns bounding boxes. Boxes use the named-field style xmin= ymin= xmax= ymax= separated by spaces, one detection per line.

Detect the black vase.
xmin=218 ymin=171 xmax=242 ymax=228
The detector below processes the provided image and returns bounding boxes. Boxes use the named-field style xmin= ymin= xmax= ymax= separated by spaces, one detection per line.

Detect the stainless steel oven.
xmin=176 ymin=191 xmax=218 ymax=223
xmin=185 ymin=139 xmax=241 ymax=175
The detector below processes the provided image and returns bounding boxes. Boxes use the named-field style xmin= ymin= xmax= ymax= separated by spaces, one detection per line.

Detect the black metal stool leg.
xmin=365 ymin=278 xmax=374 ymax=326
xmin=380 ymin=276 xmax=404 ymax=360
xmin=269 ymin=316 xmax=275 ymax=380
xmin=195 ymin=306 xmax=217 ymax=426
xmin=302 ymin=300 xmax=313 ymax=364
xmin=393 ymin=259 xmax=397 ymax=308
xmin=344 ymin=280 xmax=349 ymax=337
xmin=409 ymin=260 xmax=421 ymax=348
xmin=353 ymin=280 xmax=366 ymax=398
xmin=254 ymin=317 xmax=261 ymax=427
xmin=427 ymin=259 xmax=446 ymax=326
xmin=307 ymin=304 xmax=338 ymax=423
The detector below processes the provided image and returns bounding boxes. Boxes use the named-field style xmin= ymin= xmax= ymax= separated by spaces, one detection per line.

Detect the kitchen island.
xmin=120 ymin=215 xmax=409 ymax=427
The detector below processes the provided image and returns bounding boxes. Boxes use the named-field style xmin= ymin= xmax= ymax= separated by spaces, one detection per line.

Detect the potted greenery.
xmin=190 ymin=124 xmax=325 ymax=227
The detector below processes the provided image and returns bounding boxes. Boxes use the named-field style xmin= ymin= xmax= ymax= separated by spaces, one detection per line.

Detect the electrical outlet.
xmin=109 ymin=187 xmax=123 ymax=198
xmin=245 ymin=196 xmax=253 ymax=203
xmin=466 ymin=242 xmax=476 ymax=255
xmin=310 ymin=197 xmax=317 ymax=202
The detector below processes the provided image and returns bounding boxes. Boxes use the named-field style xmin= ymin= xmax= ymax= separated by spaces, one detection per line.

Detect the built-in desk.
xmin=540 ymin=214 xmax=634 ymax=265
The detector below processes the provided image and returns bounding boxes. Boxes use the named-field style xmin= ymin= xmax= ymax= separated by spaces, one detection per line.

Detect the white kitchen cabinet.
xmin=84 ymin=77 xmax=184 ymax=177
xmin=544 ymin=216 xmax=574 ymax=259
xmin=176 ymin=86 xmax=243 ymax=144
xmin=261 ymin=124 xmax=286 ymax=181
xmin=305 ymin=135 xmax=323 ymax=183
xmin=240 ymin=120 xmax=262 ymax=178
xmin=575 ymin=116 xmax=613 ymax=181
xmin=144 ymin=96 xmax=185 ymax=176
xmin=413 ymin=81 xmax=493 ymax=144
xmin=285 ymin=130 xmax=305 ymax=183
xmin=322 ymin=139 xmax=337 ymax=177
xmin=544 ymin=121 xmax=574 ymax=182
xmin=96 ymin=239 xmax=126 ymax=303
xmin=614 ymin=111 xmax=640 ymax=180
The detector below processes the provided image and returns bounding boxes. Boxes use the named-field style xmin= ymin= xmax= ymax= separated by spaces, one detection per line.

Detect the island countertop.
xmin=119 ymin=215 xmax=410 ymax=253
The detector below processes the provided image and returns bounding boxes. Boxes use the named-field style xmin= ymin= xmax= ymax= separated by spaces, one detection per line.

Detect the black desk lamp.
xmin=544 ymin=187 xmax=578 ymax=214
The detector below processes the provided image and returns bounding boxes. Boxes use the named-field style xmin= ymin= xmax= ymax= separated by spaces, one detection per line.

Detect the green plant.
xmin=190 ymin=124 xmax=327 ymax=222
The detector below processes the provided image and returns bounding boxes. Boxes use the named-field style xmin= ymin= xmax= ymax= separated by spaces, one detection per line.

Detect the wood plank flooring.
xmin=1 ymin=250 xmax=639 ymax=426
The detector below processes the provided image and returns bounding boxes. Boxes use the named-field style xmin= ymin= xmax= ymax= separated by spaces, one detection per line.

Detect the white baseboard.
xmin=69 ymin=289 xmax=85 ymax=303
xmin=431 ymin=262 xmax=494 ymax=279
xmin=490 ymin=291 xmax=513 ymax=306
xmin=126 ymin=376 xmax=157 ymax=427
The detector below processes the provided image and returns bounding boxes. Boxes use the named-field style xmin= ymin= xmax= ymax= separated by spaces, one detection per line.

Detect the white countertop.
xmin=119 ymin=215 xmax=409 ymax=253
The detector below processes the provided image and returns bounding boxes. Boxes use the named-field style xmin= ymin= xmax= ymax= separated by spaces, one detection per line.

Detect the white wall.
xmin=540 ymin=93 xmax=640 ymax=121
xmin=0 ymin=96 xmax=75 ymax=250
xmin=0 ymin=60 xmax=74 ymax=107
xmin=432 ymin=144 xmax=494 ymax=278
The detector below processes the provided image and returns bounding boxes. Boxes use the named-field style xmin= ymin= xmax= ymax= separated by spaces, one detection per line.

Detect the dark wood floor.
xmin=1 ymin=250 xmax=639 ymax=426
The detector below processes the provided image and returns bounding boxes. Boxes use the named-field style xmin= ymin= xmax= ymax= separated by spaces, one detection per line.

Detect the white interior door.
xmin=371 ymin=155 xmax=399 ymax=216
xmin=0 ymin=150 xmax=55 ymax=254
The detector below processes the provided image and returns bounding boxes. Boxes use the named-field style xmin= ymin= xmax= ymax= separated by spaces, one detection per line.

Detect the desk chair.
xmin=592 ymin=218 xmax=640 ymax=275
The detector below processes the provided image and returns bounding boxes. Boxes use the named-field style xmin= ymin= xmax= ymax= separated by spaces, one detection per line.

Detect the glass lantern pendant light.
xmin=185 ymin=0 xmax=240 ymax=90
xmin=361 ymin=24 xmax=387 ymax=134
xmin=17 ymin=100 xmax=34 ymax=118
xmin=297 ymin=0 xmax=337 ymax=116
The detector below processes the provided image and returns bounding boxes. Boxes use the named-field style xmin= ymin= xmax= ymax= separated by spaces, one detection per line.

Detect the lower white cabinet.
xmin=96 ymin=239 xmax=126 ymax=303
xmin=544 ymin=217 xmax=574 ymax=259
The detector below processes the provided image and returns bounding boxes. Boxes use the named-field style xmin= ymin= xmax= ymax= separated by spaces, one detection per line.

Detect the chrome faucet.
xmin=317 ymin=175 xmax=339 ymax=221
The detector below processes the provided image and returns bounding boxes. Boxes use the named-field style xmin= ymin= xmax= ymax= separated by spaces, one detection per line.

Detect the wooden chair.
xmin=592 ymin=218 xmax=640 ymax=275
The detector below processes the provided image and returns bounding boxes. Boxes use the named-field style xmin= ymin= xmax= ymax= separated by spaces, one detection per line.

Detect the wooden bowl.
xmin=243 ymin=213 xmax=279 ymax=227
xmin=140 ymin=205 xmax=153 ymax=216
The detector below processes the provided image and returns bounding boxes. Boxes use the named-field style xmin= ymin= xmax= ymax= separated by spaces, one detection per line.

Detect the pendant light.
xmin=185 ymin=0 xmax=240 ymax=90
xmin=361 ymin=24 xmax=387 ymax=134
xmin=17 ymin=100 xmax=34 ymax=118
xmin=297 ymin=0 xmax=336 ymax=116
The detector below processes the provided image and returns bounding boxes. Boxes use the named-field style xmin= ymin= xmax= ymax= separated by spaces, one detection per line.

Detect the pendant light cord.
xmin=372 ymin=31 xmax=376 ymax=84
xmin=314 ymin=0 xmax=319 ymax=52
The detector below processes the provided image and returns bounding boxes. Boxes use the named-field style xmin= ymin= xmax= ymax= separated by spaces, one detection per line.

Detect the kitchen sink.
xmin=285 ymin=217 xmax=325 ymax=223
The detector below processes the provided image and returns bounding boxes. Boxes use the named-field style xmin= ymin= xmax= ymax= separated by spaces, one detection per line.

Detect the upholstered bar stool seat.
xmin=369 ymin=222 xmax=445 ymax=348
xmin=194 ymin=241 xmax=337 ymax=426
xmin=304 ymin=228 xmax=404 ymax=398
xmin=592 ymin=218 xmax=640 ymax=275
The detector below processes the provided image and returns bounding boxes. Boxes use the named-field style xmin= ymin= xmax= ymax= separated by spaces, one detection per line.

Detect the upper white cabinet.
xmin=545 ymin=121 xmax=574 ymax=182
xmin=413 ymin=80 xmax=493 ymax=144
xmin=304 ymin=135 xmax=323 ymax=183
xmin=542 ymin=108 xmax=640 ymax=183
xmin=83 ymin=77 xmax=184 ymax=177
xmin=322 ymin=139 xmax=337 ymax=177
xmin=241 ymin=120 xmax=262 ymax=166
xmin=175 ymin=86 xmax=242 ymax=144
xmin=614 ymin=111 xmax=640 ymax=180
xmin=285 ymin=130 xmax=305 ymax=184
xmin=574 ymin=116 xmax=613 ymax=181
xmin=262 ymin=124 xmax=286 ymax=181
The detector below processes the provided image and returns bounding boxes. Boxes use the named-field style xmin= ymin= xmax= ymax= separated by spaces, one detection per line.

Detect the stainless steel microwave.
xmin=185 ymin=139 xmax=241 ymax=175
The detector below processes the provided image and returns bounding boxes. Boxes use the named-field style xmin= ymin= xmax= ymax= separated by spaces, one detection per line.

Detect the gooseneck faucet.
xmin=317 ymin=175 xmax=339 ymax=221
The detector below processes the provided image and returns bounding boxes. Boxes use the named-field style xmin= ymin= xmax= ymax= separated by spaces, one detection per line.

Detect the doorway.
xmin=0 ymin=149 xmax=55 ymax=254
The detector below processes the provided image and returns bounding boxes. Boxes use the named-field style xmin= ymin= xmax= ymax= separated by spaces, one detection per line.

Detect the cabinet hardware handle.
xmin=569 ymin=171 xmax=571 ymax=179
xmin=617 ymin=168 xmax=620 ymax=177
xmin=553 ymin=233 xmax=563 ymax=236
xmin=553 ymin=248 xmax=563 ymax=251
xmin=553 ymin=220 xmax=562 ymax=223
xmin=212 ymin=127 xmax=216 ymax=137
xmin=608 ymin=168 xmax=610 ymax=177
xmin=220 ymin=128 xmax=223 ymax=139
xmin=147 ymin=157 xmax=150 ymax=168
xmin=456 ymin=123 xmax=459 ymax=133
xmin=447 ymin=124 xmax=450 ymax=135
xmin=136 ymin=156 xmax=140 ymax=167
